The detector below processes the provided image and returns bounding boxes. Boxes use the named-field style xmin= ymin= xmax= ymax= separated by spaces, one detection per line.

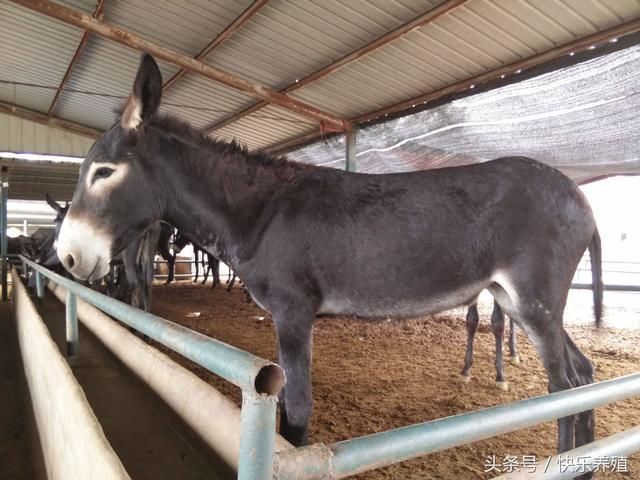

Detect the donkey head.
xmin=57 ymin=54 xmax=165 ymax=281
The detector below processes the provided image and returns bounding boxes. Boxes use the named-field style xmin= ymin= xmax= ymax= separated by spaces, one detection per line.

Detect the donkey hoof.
xmin=459 ymin=374 xmax=471 ymax=384
xmin=495 ymin=381 xmax=509 ymax=391
xmin=510 ymin=355 xmax=521 ymax=366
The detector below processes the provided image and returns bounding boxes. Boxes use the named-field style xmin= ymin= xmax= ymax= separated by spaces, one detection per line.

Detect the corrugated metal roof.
xmin=203 ymin=0 xmax=442 ymax=88
xmin=1 ymin=0 xmax=639 ymax=163
xmin=162 ymin=74 xmax=255 ymax=129
xmin=0 ymin=0 xmax=96 ymax=112
xmin=51 ymin=0 xmax=261 ymax=129
xmin=215 ymin=105 xmax=317 ymax=150
xmin=54 ymin=36 xmax=182 ymax=129
xmin=291 ymin=0 xmax=640 ymax=119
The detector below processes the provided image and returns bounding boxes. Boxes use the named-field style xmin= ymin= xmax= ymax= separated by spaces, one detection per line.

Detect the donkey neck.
xmin=153 ymin=129 xmax=301 ymax=266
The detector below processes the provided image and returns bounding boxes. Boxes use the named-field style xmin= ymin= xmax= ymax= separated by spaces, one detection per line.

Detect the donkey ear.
xmin=44 ymin=193 xmax=63 ymax=215
xmin=121 ymin=54 xmax=163 ymax=131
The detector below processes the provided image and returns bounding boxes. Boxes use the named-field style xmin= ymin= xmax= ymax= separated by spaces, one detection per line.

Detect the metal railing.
xmin=20 ymin=255 xmax=285 ymax=480
xmin=20 ymin=255 xmax=640 ymax=479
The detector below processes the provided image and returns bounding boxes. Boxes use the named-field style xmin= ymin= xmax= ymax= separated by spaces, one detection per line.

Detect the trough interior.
xmin=31 ymin=289 xmax=232 ymax=480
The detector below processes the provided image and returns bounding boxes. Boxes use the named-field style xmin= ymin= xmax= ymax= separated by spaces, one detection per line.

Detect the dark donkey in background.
xmin=56 ymin=56 xmax=603 ymax=464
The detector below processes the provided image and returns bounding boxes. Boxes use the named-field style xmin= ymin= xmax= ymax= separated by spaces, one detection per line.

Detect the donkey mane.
xmin=146 ymin=112 xmax=312 ymax=175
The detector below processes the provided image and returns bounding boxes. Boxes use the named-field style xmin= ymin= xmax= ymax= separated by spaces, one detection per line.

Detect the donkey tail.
xmin=588 ymin=227 xmax=603 ymax=326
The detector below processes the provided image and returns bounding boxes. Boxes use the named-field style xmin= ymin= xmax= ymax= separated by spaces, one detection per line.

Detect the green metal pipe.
xmin=345 ymin=128 xmax=357 ymax=172
xmin=21 ymin=256 xmax=285 ymax=397
xmin=65 ymin=290 xmax=78 ymax=356
xmin=494 ymin=424 xmax=640 ymax=479
xmin=35 ymin=270 xmax=44 ymax=298
xmin=238 ymin=392 xmax=278 ymax=480
xmin=274 ymin=373 xmax=640 ymax=479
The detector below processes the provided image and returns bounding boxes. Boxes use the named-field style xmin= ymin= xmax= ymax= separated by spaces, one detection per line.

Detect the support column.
xmin=1 ymin=167 xmax=8 ymax=301
xmin=237 ymin=392 xmax=278 ymax=480
xmin=66 ymin=290 xmax=79 ymax=355
xmin=345 ymin=127 xmax=357 ymax=172
xmin=35 ymin=271 xmax=44 ymax=299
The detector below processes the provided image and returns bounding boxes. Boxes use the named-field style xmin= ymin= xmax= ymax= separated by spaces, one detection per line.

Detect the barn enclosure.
xmin=2 ymin=1 xmax=640 ymax=479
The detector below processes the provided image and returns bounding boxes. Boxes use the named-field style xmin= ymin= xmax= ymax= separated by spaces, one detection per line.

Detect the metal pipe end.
xmin=254 ymin=363 xmax=286 ymax=396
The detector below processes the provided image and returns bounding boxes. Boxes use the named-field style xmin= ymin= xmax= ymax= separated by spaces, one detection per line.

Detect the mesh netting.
xmin=289 ymin=44 xmax=640 ymax=185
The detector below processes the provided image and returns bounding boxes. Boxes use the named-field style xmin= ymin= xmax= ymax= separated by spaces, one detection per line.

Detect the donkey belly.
xmin=316 ymin=279 xmax=488 ymax=318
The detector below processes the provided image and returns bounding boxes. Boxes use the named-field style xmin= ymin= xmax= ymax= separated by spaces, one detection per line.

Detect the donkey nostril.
xmin=66 ymin=254 xmax=75 ymax=269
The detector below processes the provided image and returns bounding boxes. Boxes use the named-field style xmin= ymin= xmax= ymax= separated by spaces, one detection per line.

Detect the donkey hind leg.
xmin=201 ymin=264 xmax=210 ymax=285
xmin=518 ymin=316 xmax=577 ymax=452
xmin=165 ymin=253 xmax=176 ymax=284
xmin=212 ymin=258 xmax=220 ymax=289
xmin=565 ymin=332 xmax=595 ymax=449
xmin=227 ymin=274 xmax=237 ymax=292
xmin=460 ymin=301 xmax=480 ymax=383
xmin=489 ymin=284 xmax=593 ymax=461
xmin=490 ymin=301 xmax=508 ymax=391
xmin=273 ymin=306 xmax=314 ymax=447
xmin=508 ymin=318 xmax=520 ymax=365
xmin=193 ymin=249 xmax=200 ymax=282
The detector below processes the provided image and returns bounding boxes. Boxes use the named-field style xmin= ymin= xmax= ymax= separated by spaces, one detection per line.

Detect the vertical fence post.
xmin=345 ymin=127 xmax=357 ymax=173
xmin=66 ymin=290 xmax=79 ymax=356
xmin=1 ymin=166 xmax=7 ymax=301
xmin=35 ymin=271 xmax=44 ymax=299
xmin=237 ymin=392 xmax=278 ymax=480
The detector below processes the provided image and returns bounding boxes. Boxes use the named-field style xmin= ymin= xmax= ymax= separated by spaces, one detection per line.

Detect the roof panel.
xmin=214 ymin=105 xmax=316 ymax=150
xmin=0 ymin=0 xmax=95 ymax=112
xmin=54 ymin=36 xmax=180 ymax=129
xmin=290 ymin=0 xmax=640 ymax=119
xmin=202 ymin=0 xmax=446 ymax=88
xmin=103 ymin=0 xmax=255 ymax=57
xmin=162 ymin=75 xmax=255 ymax=129
xmin=1 ymin=0 xmax=639 ymax=155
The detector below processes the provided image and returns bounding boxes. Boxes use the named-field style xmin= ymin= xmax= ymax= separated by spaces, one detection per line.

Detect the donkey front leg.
xmin=273 ymin=309 xmax=314 ymax=447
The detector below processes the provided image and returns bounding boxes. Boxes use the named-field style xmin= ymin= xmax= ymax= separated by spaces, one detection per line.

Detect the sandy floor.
xmin=150 ymin=282 xmax=640 ymax=479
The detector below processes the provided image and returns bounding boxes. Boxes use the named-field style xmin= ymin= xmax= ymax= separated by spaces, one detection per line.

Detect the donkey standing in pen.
xmin=56 ymin=56 xmax=603 ymax=468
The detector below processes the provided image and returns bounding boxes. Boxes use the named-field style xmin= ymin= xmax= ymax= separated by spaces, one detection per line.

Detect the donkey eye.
xmin=93 ymin=167 xmax=114 ymax=183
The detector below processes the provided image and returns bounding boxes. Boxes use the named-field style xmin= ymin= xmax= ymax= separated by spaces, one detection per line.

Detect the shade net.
xmin=289 ymin=43 xmax=640 ymax=185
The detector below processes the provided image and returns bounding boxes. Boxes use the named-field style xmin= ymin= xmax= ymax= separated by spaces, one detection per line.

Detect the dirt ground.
xmin=150 ymin=282 xmax=640 ymax=479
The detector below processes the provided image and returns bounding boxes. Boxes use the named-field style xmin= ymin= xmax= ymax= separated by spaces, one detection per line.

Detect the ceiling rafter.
xmin=47 ymin=0 xmax=106 ymax=117
xmin=266 ymin=19 xmax=640 ymax=155
xmin=0 ymin=100 xmax=102 ymax=139
xmin=163 ymin=0 xmax=269 ymax=92
xmin=10 ymin=0 xmax=349 ymax=131
xmin=204 ymin=0 xmax=469 ymax=134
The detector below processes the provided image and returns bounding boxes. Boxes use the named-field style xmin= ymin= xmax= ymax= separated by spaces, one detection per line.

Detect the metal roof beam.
xmin=204 ymin=0 xmax=468 ymax=134
xmin=0 ymin=101 xmax=102 ymax=139
xmin=10 ymin=0 xmax=349 ymax=131
xmin=163 ymin=0 xmax=269 ymax=92
xmin=47 ymin=0 xmax=106 ymax=116
xmin=266 ymin=19 xmax=640 ymax=155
